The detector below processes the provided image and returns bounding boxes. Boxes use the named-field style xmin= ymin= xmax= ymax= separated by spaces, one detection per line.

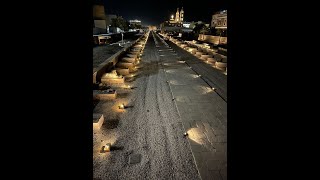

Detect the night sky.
xmin=97 ymin=0 xmax=226 ymax=26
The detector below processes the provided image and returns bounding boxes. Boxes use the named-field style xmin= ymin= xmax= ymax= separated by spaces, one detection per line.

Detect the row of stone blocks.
xmin=93 ymin=32 xmax=149 ymax=131
xmin=115 ymin=35 xmax=148 ymax=75
xmin=101 ymin=33 xmax=148 ymax=82
xmin=184 ymin=44 xmax=226 ymax=62
xmin=171 ymin=38 xmax=228 ymax=71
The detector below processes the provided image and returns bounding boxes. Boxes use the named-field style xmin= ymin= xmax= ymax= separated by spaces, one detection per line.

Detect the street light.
xmin=105 ymin=143 xmax=111 ymax=152
xmin=119 ymin=103 xmax=125 ymax=109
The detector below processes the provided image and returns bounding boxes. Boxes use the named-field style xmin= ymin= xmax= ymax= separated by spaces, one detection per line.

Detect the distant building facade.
xmin=93 ymin=4 xmax=107 ymax=34
xmin=160 ymin=7 xmax=185 ymax=32
xmin=129 ymin=19 xmax=142 ymax=26
xmin=211 ymin=10 xmax=227 ymax=29
xmin=182 ymin=22 xmax=191 ymax=28
xmin=174 ymin=7 xmax=184 ymax=24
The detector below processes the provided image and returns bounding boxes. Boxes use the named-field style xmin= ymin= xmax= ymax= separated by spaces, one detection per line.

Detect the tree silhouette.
xmin=111 ymin=17 xmax=129 ymax=31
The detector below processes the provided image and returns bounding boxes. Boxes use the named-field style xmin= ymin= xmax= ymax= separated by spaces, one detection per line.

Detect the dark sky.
xmin=99 ymin=0 xmax=226 ymax=26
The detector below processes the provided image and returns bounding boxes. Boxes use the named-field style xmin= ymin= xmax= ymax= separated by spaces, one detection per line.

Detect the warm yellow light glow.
xmin=119 ymin=104 xmax=125 ymax=109
xmin=171 ymin=15 xmax=174 ymax=19
xmin=186 ymin=128 xmax=206 ymax=145
xmin=191 ymin=74 xmax=198 ymax=78
xmin=100 ymin=146 xmax=105 ymax=153
xmin=105 ymin=143 xmax=111 ymax=152
xmin=184 ymin=132 xmax=188 ymax=136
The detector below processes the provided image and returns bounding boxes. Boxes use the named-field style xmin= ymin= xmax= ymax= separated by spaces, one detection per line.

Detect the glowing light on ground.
xmin=186 ymin=128 xmax=206 ymax=145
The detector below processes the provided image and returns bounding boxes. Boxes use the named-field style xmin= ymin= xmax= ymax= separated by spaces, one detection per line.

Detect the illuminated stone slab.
xmin=129 ymin=67 xmax=137 ymax=73
xmin=200 ymin=54 xmax=212 ymax=60
xmin=93 ymin=113 xmax=104 ymax=131
xmin=207 ymin=58 xmax=217 ymax=65
xmin=93 ymin=89 xmax=117 ymax=100
xmin=101 ymin=77 xmax=124 ymax=84
xmin=115 ymin=68 xmax=130 ymax=76
xmin=121 ymin=57 xmax=136 ymax=63
xmin=195 ymin=51 xmax=204 ymax=57
xmin=216 ymin=62 xmax=227 ymax=71
xmin=131 ymin=48 xmax=141 ymax=52
xmin=126 ymin=53 xmax=138 ymax=59
xmin=133 ymin=44 xmax=143 ymax=48
xmin=101 ymin=70 xmax=125 ymax=84
xmin=180 ymin=44 xmax=187 ymax=48
xmin=190 ymin=49 xmax=197 ymax=54
xmin=129 ymin=51 xmax=140 ymax=55
xmin=116 ymin=62 xmax=134 ymax=69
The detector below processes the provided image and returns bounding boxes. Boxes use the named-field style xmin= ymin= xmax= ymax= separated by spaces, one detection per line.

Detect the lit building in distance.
xmin=180 ymin=7 xmax=184 ymax=23
xmin=182 ymin=22 xmax=191 ymax=28
xmin=174 ymin=7 xmax=184 ymax=24
xmin=211 ymin=10 xmax=227 ymax=30
xmin=175 ymin=8 xmax=180 ymax=23
xmin=129 ymin=19 xmax=142 ymax=26
xmin=160 ymin=7 xmax=185 ymax=32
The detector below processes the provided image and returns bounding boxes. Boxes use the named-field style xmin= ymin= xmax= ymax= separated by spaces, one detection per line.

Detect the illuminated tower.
xmin=180 ymin=7 xmax=184 ymax=23
xmin=175 ymin=8 xmax=180 ymax=23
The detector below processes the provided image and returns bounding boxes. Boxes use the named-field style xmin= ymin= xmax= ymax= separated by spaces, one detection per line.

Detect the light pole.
xmin=121 ymin=32 xmax=124 ymax=45
xmin=119 ymin=32 xmax=124 ymax=47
